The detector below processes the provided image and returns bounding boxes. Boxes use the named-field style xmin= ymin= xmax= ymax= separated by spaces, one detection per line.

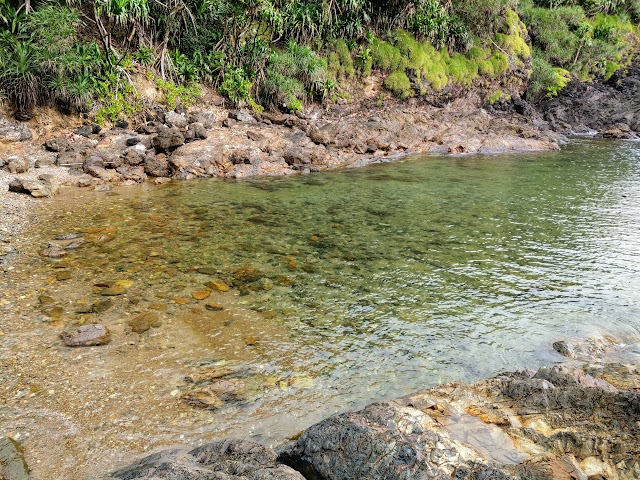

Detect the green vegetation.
xmin=0 ymin=0 xmax=639 ymax=117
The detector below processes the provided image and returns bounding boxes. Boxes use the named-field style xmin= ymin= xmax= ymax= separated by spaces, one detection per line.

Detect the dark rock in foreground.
xmin=100 ymin=337 xmax=640 ymax=480
xmin=105 ymin=439 xmax=304 ymax=480
xmin=279 ymin=363 xmax=640 ymax=480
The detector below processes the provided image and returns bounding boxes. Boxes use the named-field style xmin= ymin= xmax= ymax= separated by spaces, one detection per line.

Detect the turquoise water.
xmin=13 ymin=139 xmax=640 ymax=444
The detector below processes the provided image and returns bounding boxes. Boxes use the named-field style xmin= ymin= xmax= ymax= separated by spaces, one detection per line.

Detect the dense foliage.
xmin=0 ymin=0 xmax=639 ymax=118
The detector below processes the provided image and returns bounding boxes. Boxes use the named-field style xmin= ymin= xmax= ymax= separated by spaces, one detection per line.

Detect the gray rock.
xmin=165 ymin=111 xmax=188 ymax=129
xmin=151 ymin=127 xmax=185 ymax=152
xmin=8 ymin=177 xmax=57 ymax=198
xmin=184 ymin=122 xmax=207 ymax=141
xmin=86 ymin=165 xmax=123 ymax=182
xmin=188 ymin=111 xmax=216 ymax=129
xmin=143 ymin=153 xmax=170 ymax=177
xmin=44 ymin=137 xmax=71 ymax=152
xmin=60 ymin=324 xmax=111 ymax=347
xmin=83 ymin=155 xmax=104 ymax=173
xmin=123 ymin=148 xmax=146 ymax=166
xmin=229 ymin=110 xmax=257 ymax=124
xmin=6 ymin=157 xmax=29 ymax=174
xmin=33 ymin=153 xmax=56 ymax=168
xmin=222 ymin=118 xmax=236 ymax=128
xmin=115 ymin=165 xmax=146 ymax=182
xmin=74 ymin=125 xmax=93 ymax=137
xmin=247 ymin=131 xmax=266 ymax=142
xmin=114 ymin=119 xmax=129 ymax=129
xmin=126 ymin=137 xmax=140 ymax=146
xmin=0 ymin=436 xmax=29 ymax=480
xmin=0 ymin=123 xmax=32 ymax=143
xmin=107 ymin=439 xmax=305 ymax=480
xmin=262 ymin=112 xmax=290 ymax=125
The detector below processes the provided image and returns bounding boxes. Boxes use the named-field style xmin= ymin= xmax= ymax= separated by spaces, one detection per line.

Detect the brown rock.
xmin=205 ymin=302 xmax=224 ymax=311
xmin=101 ymin=286 xmax=126 ymax=296
xmin=192 ymin=289 xmax=211 ymax=300
xmin=204 ymin=280 xmax=230 ymax=292
xmin=128 ymin=311 xmax=162 ymax=334
xmin=232 ymin=266 xmax=263 ymax=283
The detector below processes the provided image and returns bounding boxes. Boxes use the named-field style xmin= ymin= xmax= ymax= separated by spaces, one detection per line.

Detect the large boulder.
xmin=0 ymin=122 xmax=32 ymax=143
xmin=6 ymin=156 xmax=29 ymax=174
xmin=8 ymin=175 xmax=59 ymax=198
xmin=152 ymin=127 xmax=185 ymax=152
xmin=105 ymin=439 xmax=305 ymax=480
xmin=143 ymin=153 xmax=170 ymax=177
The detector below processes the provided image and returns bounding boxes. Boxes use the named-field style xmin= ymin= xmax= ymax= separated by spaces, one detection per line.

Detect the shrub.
xmin=260 ymin=41 xmax=326 ymax=111
xmin=219 ymin=67 xmax=253 ymax=106
xmin=527 ymin=53 xmax=572 ymax=102
xmin=335 ymin=39 xmax=355 ymax=78
xmin=494 ymin=10 xmax=532 ymax=60
xmin=370 ymin=38 xmax=406 ymax=72
xmin=384 ymin=70 xmax=413 ymax=99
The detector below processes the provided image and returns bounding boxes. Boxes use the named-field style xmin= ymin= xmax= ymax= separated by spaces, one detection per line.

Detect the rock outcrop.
xmin=279 ymin=362 xmax=640 ymax=479
xmin=540 ymin=65 xmax=640 ymax=138
xmin=104 ymin=338 xmax=639 ymax=480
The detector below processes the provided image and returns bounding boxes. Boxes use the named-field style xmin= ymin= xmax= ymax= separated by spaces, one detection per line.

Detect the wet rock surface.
xmin=104 ymin=439 xmax=305 ymax=480
xmin=100 ymin=337 xmax=639 ymax=480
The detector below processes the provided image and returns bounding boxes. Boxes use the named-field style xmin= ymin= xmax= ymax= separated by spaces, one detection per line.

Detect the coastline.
xmin=2 ymin=72 xmax=640 ymax=479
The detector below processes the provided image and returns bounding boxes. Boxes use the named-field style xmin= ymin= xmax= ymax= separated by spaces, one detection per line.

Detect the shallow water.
xmin=2 ymin=139 xmax=640 ymax=478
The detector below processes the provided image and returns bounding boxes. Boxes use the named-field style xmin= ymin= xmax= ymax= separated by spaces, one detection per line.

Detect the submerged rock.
xmin=61 ymin=324 xmax=111 ymax=347
xmin=0 ymin=436 xmax=29 ymax=480
xmin=128 ymin=312 xmax=162 ymax=334
xmin=232 ymin=266 xmax=263 ymax=283
xmin=105 ymin=439 xmax=305 ymax=480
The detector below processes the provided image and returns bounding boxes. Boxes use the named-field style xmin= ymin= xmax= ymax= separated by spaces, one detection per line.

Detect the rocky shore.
xmin=86 ymin=336 xmax=639 ymax=480
xmin=2 ymin=70 xmax=640 ymax=480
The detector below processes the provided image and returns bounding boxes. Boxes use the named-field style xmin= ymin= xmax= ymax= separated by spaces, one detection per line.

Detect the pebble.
xmin=56 ymin=271 xmax=72 ymax=281
xmin=196 ymin=267 xmax=218 ymax=275
xmin=192 ymin=289 xmax=211 ymax=300
xmin=205 ymin=302 xmax=224 ymax=312
xmin=204 ymin=280 xmax=230 ymax=292
xmin=91 ymin=300 xmax=113 ymax=313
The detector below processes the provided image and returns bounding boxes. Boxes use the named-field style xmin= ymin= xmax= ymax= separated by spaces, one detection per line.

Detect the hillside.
xmin=1 ymin=0 xmax=639 ymax=123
